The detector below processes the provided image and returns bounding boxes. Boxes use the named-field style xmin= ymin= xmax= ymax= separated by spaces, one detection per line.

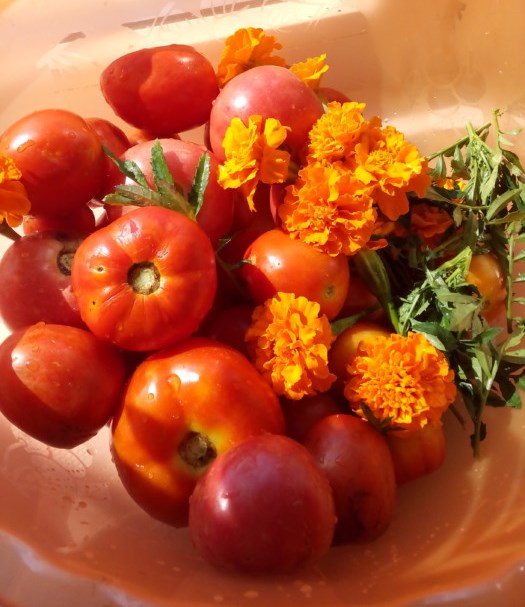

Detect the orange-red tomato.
xmin=240 ymin=228 xmax=350 ymax=320
xmin=385 ymin=423 xmax=446 ymax=484
xmin=71 ymin=206 xmax=217 ymax=352
xmin=111 ymin=337 xmax=285 ymax=527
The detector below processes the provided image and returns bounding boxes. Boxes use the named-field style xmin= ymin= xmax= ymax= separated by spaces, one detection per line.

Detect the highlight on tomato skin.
xmin=70 ymin=206 xmax=218 ymax=352
xmin=110 ymin=337 xmax=286 ymax=528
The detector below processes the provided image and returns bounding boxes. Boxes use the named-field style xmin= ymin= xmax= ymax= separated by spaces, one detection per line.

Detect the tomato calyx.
xmin=178 ymin=430 xmax=217 ymax=469
xmin=127 ymin=261 xmax=161 ymax=295
xmin=103 ymin=140 xmax=210 ymax=221
xmin=56 ymin=236 xmax=82 ymax=276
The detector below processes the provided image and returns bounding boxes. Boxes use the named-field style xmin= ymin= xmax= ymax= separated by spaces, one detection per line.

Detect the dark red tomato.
xmin=71 ymin=206 xmax=217 ymax=352
xmin=241 ymin=228 xmax=350 ymax=320
xmin=100 ymin=44 xmax=219 ymax=136
xmin=0 ymin=232 xmax=85 ymax=331
xmin=201 ymin=302 xmax=255 ymax=357
xmin=0 ymin=322 xmax=126 ymax=448
xmin=22 ymin=204 xmax=97 ymax=236
xmin=85 ymin=116 xmax=131 ymax=199
xmin=317 ymin=86 xmax=352 ymax=104
xmin=208 ymin=65 xmax=325 ymax=163
xmin=303 ymin=414 xmax=397 ymax=544
xmin=189 ymin=433 xmax=336 ymax=573
xmin=281 ymin=392 xmax=343 ymax=442
xmin=104 ymin=138 xmax=235 ymax=247
xmin=111 ymin=337 xmax=285 ymax=527
xmin=0 ymin=109 xmax=105 ymax=216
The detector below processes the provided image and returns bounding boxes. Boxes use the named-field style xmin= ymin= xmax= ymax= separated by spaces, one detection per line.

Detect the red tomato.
xmin=240 ymin=228 xmax=350 ymax=320
xmin=189 ymin=433 xmax=336 ymax=573
xmin=385 ymin=424 xmax=446 ymax=484
xmin=303 ymin=414 xmax=397 ymax=544
xmin=85 ymin=116 xmax=131 ymax=199
xmin=104 ymin=138 xmax=235 ymax=247
xmin=0 ymin=322 xmax=126 ymax=448
xmin=100 ymin=44 xmax=219 ymax=136
xmin=111 ymin=337 xmax=285 ymax=526
xmin=0 ymin=232 xmax=85 ymax=331
xmin=22 ymin=204 xmax=97 ymax=236
xmin=201 ymin=302 xmax=255 ymax=356
xmin=281 ymin=392 xmax=343 ymax=442
xmin=0 ymin=109 xmax=105 ymax=216
xmin=208 ymin=65 xmax=325 ymax=162
xmin=71 ymin=206 xmax=217 ymax=352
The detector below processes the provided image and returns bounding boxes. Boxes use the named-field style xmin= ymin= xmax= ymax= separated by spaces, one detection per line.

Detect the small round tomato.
xmin=100 ymin=44 xmax=219 ymax=136
xmin=208 ymin=65 xmax=325 ymax=162
xmin=385 ymin=423 xmax=446 ymax=484
xmin=0 ymin=109 xmax=105 ymax=216
xmin=240 ymin=228 xmax=350 ymax=320
xmin=466 ymin=253 xmax=507 ymax=319
xmin=111 ymin=337 xmax=285 ymax=527
xmin=0 ymin=322 xmax=126 ymax=448
xmin=0 ymin=232 xmax=85 ymax=331
xmin=104 ymin=138 xmax=235 ymax=247
xmin=71 ymin=206 xmax=217 ymax=352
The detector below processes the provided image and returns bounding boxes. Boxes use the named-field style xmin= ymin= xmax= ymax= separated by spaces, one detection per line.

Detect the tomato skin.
xmin=111 ymin=337 xmax=285 ymax=527
xmin=71 ymin=206 xmax=217 ymax=352
xmin=22 ymin=205 xmax=97 ymax=236
xmin=100 ymin=44 xmax=219 ymax=136
xmin=241 ymin=228 xmax=350 ymax=320
xmin=302 ymin=414 xmax=397 ymax=544
xmin=0 ymin=109 xmax=105 ymax=216
xmin=209 ymin=65 xmax=324 ymax=162
xmin=466 ymin=253 xmax=507 ymax=319
xmin=0 ymin=323 xmax=126 ymax=448
xmin=0 ymin=232 xmax=85 ymax=331
xmin=103 ymin=138 xmax=235 ymax=247
xmin=385 ymin=423 xmax=446 ymax=484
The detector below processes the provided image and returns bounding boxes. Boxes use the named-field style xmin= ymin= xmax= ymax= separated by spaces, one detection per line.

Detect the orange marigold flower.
xmin=278 ymin=162 xmax=377 ymax=256
xmin=216 ymin=27 xmax=286 ymax=87
xmin=245 ymin=292 xmax=336 ymax=400
xmin=217 ymin=115 xmax=291 ymax=211
xmin=410 ymin=202 xmax=454 ymax=249
xmin=289 ymin=54 xmax=329 ymax=91
xmin=354 ymin=124 xmax=431 ymax=220
xmin=343 ymin=331 xmax=456 ymax=431
xmin=0 ymin=154 xmax=31 ymax=227
xmin=307 ymin=101 xmax=371 ymax=164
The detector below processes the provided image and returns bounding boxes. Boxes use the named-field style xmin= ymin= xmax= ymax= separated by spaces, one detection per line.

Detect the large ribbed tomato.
xmin=71 ymin=206 xmax=217 ymax=352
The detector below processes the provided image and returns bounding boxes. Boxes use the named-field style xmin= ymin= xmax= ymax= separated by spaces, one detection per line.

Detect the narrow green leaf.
xmin=150 ymin=139 xmax=175 ymax=196
xmin=103 ymin=145 xmax=149 ymax=188
xmin=486 ymin=187 xmax=524 ymax=221
xmin=188 ymin=153 xmax=211 ymax=217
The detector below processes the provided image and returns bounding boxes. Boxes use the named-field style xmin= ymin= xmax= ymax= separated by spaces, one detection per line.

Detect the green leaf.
xmin=103 ymin=145 xmax=149 ymax=188
xmin=188 ymin=153 xmax=211 ymax=217
xmin=486 ymin=187 xmax=524 ymax=221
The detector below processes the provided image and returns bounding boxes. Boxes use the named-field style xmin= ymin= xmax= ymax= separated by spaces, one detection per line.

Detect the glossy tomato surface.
xmin=0 ymin=108 xmax=105 ymax=216
xmin=111 ymin=337 xmax=285 ymax=527
xmin=0 ymin=322 xmax=126 ymax=448
xmin=241 ymin=228 xmax=350 ymax=320
xmin=100 ymin=44 xmax=219 ymax=136
xmin=71 ymin=206 xmax=217 ymax=351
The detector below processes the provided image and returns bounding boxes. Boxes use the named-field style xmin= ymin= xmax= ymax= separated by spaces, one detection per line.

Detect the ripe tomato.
xmin=22 ymin=204 xmax=97 ymax=236
xmin=111 ymin=337 xmax=285 ymax=527
xmin=208 ymin=65 xmax=325 ymax=162
xmin=0 ymin=322 xmax=126 ymax=448
xmin=100 ymin=44 xmax=219 ymax=136
xmin=71 ymin=206 xmax=217 ymax=352
xmin=0 ymin=109 xmax=105 ymax=216
xmin=303 ymin=414 xmax=397 ymax=544
xmin=385 ymin=423 xmax=446 ymax=484
xmin=0 ymin=232 xmax=85 ymax=331
xmin=240 ymin=228 xmax=350 ymax=320
xmin=189 ymin=433 xmax=336 ymax=573
xmin=104 ymin=138 xmax=235 ymax=247
xmin=466 ymin=253 xmax=507 ymax=319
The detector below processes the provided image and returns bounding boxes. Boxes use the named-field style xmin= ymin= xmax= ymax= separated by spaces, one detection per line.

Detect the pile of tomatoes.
xmin=0 ymin=41 xmax=443 ymax=574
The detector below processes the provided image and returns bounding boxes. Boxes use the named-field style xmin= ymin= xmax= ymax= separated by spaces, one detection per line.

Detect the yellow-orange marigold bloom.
xmin=410 ymin=202 xmax=454 ymax=249
xmin=0 ymin=154 xmax=31 ymax=227
xmin=279 ymin=162 xmax=377 ymax=256
xmin=245 ymin=292 xmax=336 ymax=400
xmin=354 ymin=124 xmax=431 ymax=220
xmin=289 ymin=54 xmax=329 ymax=91
xmin=344 ymin=331 xmax=456 ymax=431
xmin=307 ymin=101 xmax=371 ymax=164
xmin=217 ymin=27 xmax=286 ymax=87
xmin=218 ymin=115 xmax=291 ymax=211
